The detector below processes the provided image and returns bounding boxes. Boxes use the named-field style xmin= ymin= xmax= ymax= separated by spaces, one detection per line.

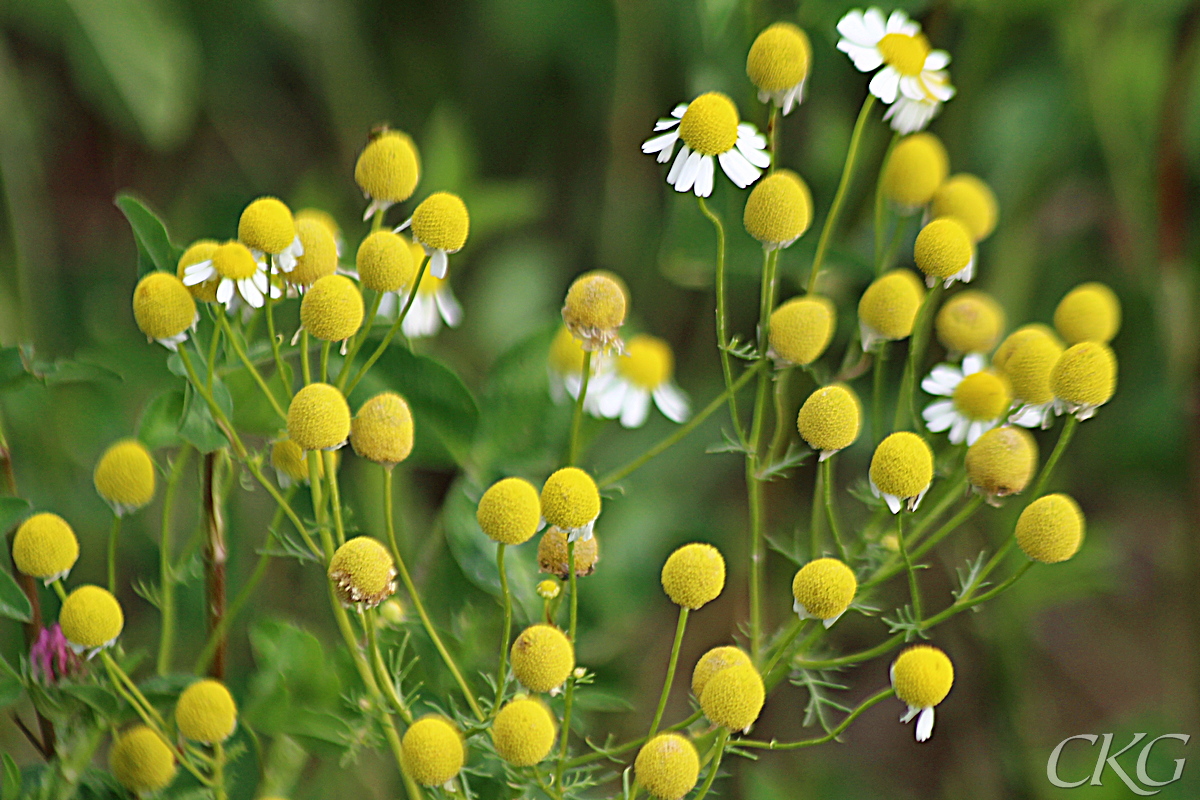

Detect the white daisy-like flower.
xmin=255 ymin=236 xmax=304 ymax=274
xmin=891 ymin=645 xmax=954 ymax=743
xmin=375 ymin=269 xmax=463 ymax=339
xmin=589 ymin=334 xmax=690 ymax=428
xmin=836 ymin=8 xmax=955 ymax=115
xmin=182 ymin=241 xmax=281 ymax=312
xmin=883 ymin=94 xmax=945 ymax=135
xmin=547 ymin=325 xmax=611 ymax=412
xmin=395 ymin=192 xmax=470 ymax=281
xmin=921 ymin=354 xmax=1012 ymax=445
xmin=641 ymin=92 xmax=769 ymax=197
xmin=1009 ymin=400 xmax=1056 ymax=430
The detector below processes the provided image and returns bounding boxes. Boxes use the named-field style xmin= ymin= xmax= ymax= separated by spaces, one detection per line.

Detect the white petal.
xmin=251 ymin=268 xmax=269 ymax=294
xmin=216 ymin=278 xmax=235 ymax=305
xmin=883 ymin=493 xmax=903 ymax=514
xmin=924 ymin=50 xmax=950 ymax=70
xmin=435 ymin=289 xmax=463 ymax=327
xmin=966 ymin=420 xmax=992 ymax=445
xmin=869 ymin=67 xmax=902 ymax=104
xmin=676 ymin=151 xmax=704 ymax=194
xmin=948 ymin=415 xmax=970 ymax=444
xmin=620 ymin=388 xmax=652 ymax=428
xmin=653 ymin=117 xmax=681 ymax=132
xmin=642 ymin=131 xmax=679 ymax=154
xmin=836 ymin=10 xmax=873 ymax=44
xmin=899 ymin=75 xmax=927 ymax=101
xmin=927 ymin=364 xmax=965 ymax=392
xmin=916 ymin=707 xmax=935 ymax=742
xmin=653 ymin=383 xmax=691 ymax=423
xmin=924 ymin=407 xmax=957 ymax=433
xmin=863 ymin=8 xmax=888 ymax=40
xmin=693 ymin=155 xmax=715 ymax=197
xmin=900 ymin=704 xmax=920 ymax=723
xmin=597 ymin=379 xmax=628 ymax=419
xmin=239 ymin=278 xmax=264 ymax=309
xmin=837 ymin=41 xmax=885 ymax=72
xmin=428 ymin=249 xmax=449 ymax=279
xmin=886 ymin=10 xmax=912 ymax=33
xmin=182 ymin=260 xmax=216 ymax=284
xmin=403 ymin=295 xmax=440 ymax=338
xmin=962 ymin=353 xmax=987 ymax=375
xmin=666 ymin=143 xmax=691 ymax=185
xmin=924 ymin=73 xmax=956 ymax=101
xmin=718 ymin=148 xmax=761 ymax=188
xmin=922 ymin=399 xmax=956 ymax=424
xmin=736 ymin=124 xmax=767 ymax=149
xmin=736 ymin=136 xmax=771 ymax=169
xmin=671 ymin=103 xmax=687 ymax=118
xmin=377 ymin=291 xmax=398 ymax=318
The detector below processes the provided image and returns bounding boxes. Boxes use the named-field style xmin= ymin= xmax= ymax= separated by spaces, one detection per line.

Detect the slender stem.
xmin=894 ymin=283 xmax=942 ymax=430
xmin=694 ymin=728 xmax=729 ymax=800
xmin=264 ymin=255 xmax=289 ymax=385
xmin=157 ymin=446 xmax=192 ymax=676
xmin=810 ymin=463 xmax=824 ymax=559
xmin=106 ymin=514 xmax=121 ymax=594
xmin=176 ymin=346 xmax=246 ymax=459
xmin=647 ymin=608 xmax=689 ymax=740
xmin=736 ymin=687 xmax=895 ymax=749
xmin=495 ymin=543 xmax=513 ymax=711
xmin=335 ymin=290 xmax=382 ymax=387
xmin=862 ymin=493 xmax=982 ymax=591
xmin=767 ymin=106 xmax=779 ymax=171
xmin=1029 ymin=415 xmax=1078 ymax=499
xmin=324 ymin=450 xmax=346 ymax=547
xmin=344 ymin=258 xmax=429 ymax=395
xmin=218 ymin=313 xmax=286 ymax=419
xmin=568 ymin=351 xmax=593 ymax=466
xmin=320 ymin=340 xmax=331 ymax=383
xmin=896 ymin=512 xmax=922 ymax=620
xmin=761 ymin=617 xmax=808 ymax=682
xmin=205 ymin=315 xmax=222 ymax=391
xmin=563 ymin=710 xmax=705 ymax=769
xmin=874 ymin=132 xmax=901 ymax=275
xmin=203 ymin=451 xmax=228 ymax=679
xmin=213 ymin=742 xmax=227 ymax=800
xmin=924 ymin=561 xmax=1033 ymax=627
xmin=696 ymin=196 xmax=746 ymax=444
xmin=555 ymin=542 xmax=580 ymax=788
xmin=872 ymin=342 xmax=888 ymax=445
xmin=808 ymin=95 xmax=876 ymax=293
xmin=766 ymin=368 xmax=793 ymax=465
xmin=301 ymin=329 xmax=312 ymax=385
xmin=821 ymin=457 xmax=848 ymax=562
xmin=366 ymin=607 xmax=414 ymax=724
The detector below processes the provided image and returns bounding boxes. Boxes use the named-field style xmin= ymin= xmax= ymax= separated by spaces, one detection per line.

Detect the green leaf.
xmin=137 ymin=390 xmax=185 ymax=449
xmin=115 ymin=192 xmax=176 ymax=275
xmin=0 ymin=497 xmax=30 ymax=534
xmin=2 ymin=753 xmax=20 ymax=800
xmin=0 ymin=570 xmax=31 ymax=623
xmin=0 ymin=671 xmax=22 ymax=710
xmin=58 ymin=684 xmax=119 ymax=717
xmin=178 ymin=380 xmax=232 ymax=453
xmin=0 ymin=348 xmax=25 ymax=392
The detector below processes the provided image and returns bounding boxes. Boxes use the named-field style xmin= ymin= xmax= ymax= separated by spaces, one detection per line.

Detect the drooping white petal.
xmin=924 ymin=73 xmax=956 ymax=101
xmin=182 ymin=261 xmax=216 ymax=285
xmin=780 ymin=81 xmax=805 ymax=115
xmin=393 ymin=217 xmax=413 ymax=233
xmin=923 ymin=405 xmax=957 ymax=433
xmin=597 ymin=379 xmax=628 ymax=419
xmin=883 ymin=492 xmax=903 ymax=514
xmin=899 ymin=75 xmax=927 ymax=101
xmin=653 ymin=383 xmax=691 ymax=423
xmin=435 ymin=288 xmax=463 ymax=327
xmin=239 ymin=278 xmax=264 ymax=309
xmin=653 ymin=117 xmax=682 ymax=132
xmin=925 ymin=364 xmax=965 ymax=393
xmin=402 ymin=294 xmax=441 ymax=338
xmin=736 ymin=136 xmax=771 ymax=169
xmin=922 ymin=399 xmax=957 ymax=425
xmin=869 ymin=67 xmax=902 ymax=104
xmin=924 ymin=50 xmax=951 ymax=70
xmin=671 ymin=103 xmax=687 ymax=118
xmin=251 ymin=267 xmax=269 ymax=294
xmin=216 ymin=278 xmax=235 ymax=305
xmin=900 ymin=704 xmax=920 ymax=723
xmin=884 ymin=97 xmax=940 ymax=134
xmin=717 ymin=148 xmax=761 ymax=188
xmin=676 ymin=151 xmax=704 ymax=194
xmin=948 ymin=415 xmax=970 ymax=444
xmin=966 ymin=420 xmax=993 ymax=445
xmin=377 ymin=291 xmax=399 ymax=318
xmin=962 ymin=353 xmax=987 ymax=375
xmin=666 ymin=143 xmax=691 ymax=185
xmin=642 ymin=131 xmax=679 ymax=155
xmin=836 ymin=10 xmax=873 ymax=44
xmin=837 ymin=41 xmax=884 ymax=72
xmin=428 ymin=249 xmax=449 ymax=279
xmin=549 ymin=370 xmax=568 ymax=404
xmin=915 ymin=707 xmax=935 ymax=742
xmin=693 ymin=155 xmax=715 ymax=197
xmin=620 ymin=388 xmax=652 ymax=428
xmin=736 ymin=124 xmax=767 ymax=149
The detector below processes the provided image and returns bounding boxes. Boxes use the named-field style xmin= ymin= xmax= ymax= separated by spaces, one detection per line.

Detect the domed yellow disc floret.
xmin=891 ymin=645 xmax=954 ymax=709
xmin=239 ymin=197 xmax=295 ymax=255
xmin=1016 ymin=493 xmax=1085 ymax=563
xmin=287 ymin=217 xmax=338 ymax=287
xmin=882 ymin=133 xmax=949 ymax=208
xmin=537 ymin=527 xmax=600 ymax=579
xmin=878 ymin=29 xmax=931 ymax=74
xmin=175 ymin=679 xmax=237 ymax=743
xmin=930 ymin=174 xmax=998 ymax=242
xmin=797 ymin=384 xmax=861 ymax=455
xmin=328 ymin=536 xmax=397 ymax=608
xmin=287 ymin=383 xmax=351 ymax=451
xmin=301 ymin=275 xmax=364 ymax=342
xmin=993 ymin=324 xmax=1060 ymax=372
xmin=477 ymin=477 xmax=542 ymax=546
xmin=690 ymin=646 xmax=752 ymax=698
xmin=678 ymin=92 xmax=739 ymax=157
xmin=357 ymin=230 xmax=415 ymax=293
xmin=952 ymin=370 xmax=1011 ymax=421
xmin=634 ymin=734 xmax=700 ymax=800
xmin=769 ymin=296 xmax=836 ymax=366
xmin=994 ymin=328 xmax=1063 ymax=405
xmin=295 ymin=207 xmax=341 ymax=243
xmin=60 ymin=585 xmax=124 ymax=650
xmin=270 ymin=438 xmax=319 ymax=483
xmin=402 ymin=716 xmax=464 ymax=786
xmin=94 ymin=439 xmax=156 ymax=513
xmin=492 ymin=697 xmax=557 ymax=766
xmin=540 ymin=467 xmax=601 ymax=532
xmin=747 ymin=22 xmax=811 ymax=92
xmin=660 ymin=543 xmax=725 ymax=610
xmin=699 ymin=663 xmax=765 ymax=732
xmin=858 ymin=269 xmax=924 ymax=344
xmin=355 ymin=131 xmax=420 ymax=204
xmin=1054 ymin=282 xmax=1121 ymax=345
xmin=511 ymin=624 xmax=575 ymax=693
xmin=619 ymin=335 xmax=674 ymax=389
xmin=936 ymin=291 xmax=1006 ymax=355
xmin=791 ymin=558 xmax=857 ymax=623
xmin=549 ymin=325 xmax=587 ymax=374
xmin=743 ymin=170 xmax=812 ymax=248
xmin=914 ymin=218 xmax=973 ymax=281
xmin=870 ymin=432 xmax=934 ymax=501
xmin=411 ymin=192 xmax=470 ymax=253
xmin=965 ymin=427 xmax=1037 ymax=499
xmin=177 ymin=240 xmax=220 ymax=302
xmin=562 ymin=273 xmax=627 ymax=352
xmin=1050 ymin=342 xmax=1117 ymax=409
xmin=133 ymin=272 xmax=196 ymax=341
xmin=13 ymin=512 xmax=79 ymax=581
xmin=536 ymin=579 xmax=561 ymax=600
xmin=109 ymin=725 xmax=177 ymax=793
xmin=350 ymin=392 xmax=414 ymax=466
xmin=211 ymin=241 xmax=260 ymax=281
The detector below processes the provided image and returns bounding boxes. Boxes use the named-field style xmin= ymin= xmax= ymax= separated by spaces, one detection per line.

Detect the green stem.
xmin=1029 ymin=415 xmax=1078 ymax=499
xmin=157 ymin=445 xmax=192 ymax=676
xmin=324 ymin=450 xmax=346 ymax=547
xmin=218 ymin=312 xmax=286 ymax=419
xmin=563 ymin=710 xmax=704 ymax=769
xmin=344 ymin=258 xmax=429 ymax=395
xmin=213 ymin=742 xmax=227 ymax=800
xmin=320 ymin=339 xmax=331 ymax=383
xmin=555 ymin=542 xmax=580 ymax=788
xmin=693 ymin=728 xmax=729 ymax=800
xmin=106 ymin=514 xmax=121 ymax=595
xmin=647 ymin=607 xmax=689 ymax=740
xmin=821 ymin=457 xmax=847 ymax=562
xmin=301 ymin=329 xmax=312 ymax=385
xmin=862 ymin=493 xmax=982 ymax=591
xmin=366 ymin=607 xmax=414 ymax=724
xmin=335 ymin=290 xmax=382 ymax=387
xmin=761 ymin=617 xmax=808 ymax=683
xmin=808 ymin=95 xmax=876 ymax=293
xmin=766 ymin=367 xmax=793 ymax=465
xmin=810 ymin=463 xmax=824 ymax=559
xmin=894 ymin=283 xmax=942 ymax=430
xmin=874 ymin=132 xmax=901 ymax=275
xmin=736 ymin=687 xmax=895 ymax=749
xmin=495 ymin=543 xmax=512 ymax=711
xmin=568 ymin=350 xmax=593 ymax=466
xmin=872 ymin=342 xmax=888 ymax=445
xmin=896 ymin=512 xmax=922 ymax=620
xmin=264 ymin=254 xmax=289 ymax=386
xmin=206 ymin=314 xmax=222 ymax=391
xmin=696 ymin=196 xmax=746 ymax=444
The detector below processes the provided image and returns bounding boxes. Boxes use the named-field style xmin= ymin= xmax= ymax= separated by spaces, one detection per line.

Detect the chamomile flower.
xmin=402 ymin=716 xmax=464 ymax=787
xmin=328 ymin=536 xmax=397 ymax=608
xmin=641 ymin=92 xmax=769 ymax=196
xmin=881 ymin=133 xmax=948 ymax=209
xmin=590 ymin=334 xmax=690 ymax=428
xmin=797 ymin=384 xmax=861 ymax=460
xmin=661 ymin=543 xmax=725 ymax=610
xmin=300 ymin=275 xmax=364 ymax=344
xmin=1050 ymin=341 xmax=1117 ymax=421
xmin=890 ymin=645 xmax=954 ymax=742
xmin=396 ymin=192 xmax=469 ymax=280
xmin=747 ymin=23 xmax=812 ymax=115
xmin=995 ymin=326 xmax=1064 ymax=429
xmin=935 ymin=290 xmax=1006 ymax=357
xmin=478 ymin=478 xmax=542 ymax=546
xmin=869 ymin=432 xmax=934 ymax=514
xmin=965 ymin=426 xmax=1037 ymax=504
xmin=177 ymin=240 xmax=221 ymax=302
xmin=175 ymin=679 xmax=237 ymax=744
xmin=921 ymin=353 xmax=1011 ymax=445
xmin=358 ymin=231 xmax=416 ymax=295
xmin=295 ymin=208 xmax=344 ymax=257
xmin=511 ymin=624 xmax=575 ymax=693
xmin=398 ymin=268 xmax=462 ymax=339
xmin=540 ymin=467 xmax=601 ymax=542
xmin=239 ymin=197 xmax=303 ymax=273
xmin=1054 ymin=282 xmax=1121 ymax=344
xmin=109 ymin=726 xmax=177 ymax=794
xmin=691 ymin=646 xmax=752 ymax=698
xmin=563 ymin=272 xmax=628 ymax=354
xmin=768 ymin=296 xmax=836 ymax=366
xmin=94 ymin=439 xmax=156 ymax=516
xmin=791 ymin=558 xmax=857 ymax=627
xmin=548 ymin=325 xmax=609 ymax=407
xmin=914 ymin=217 xmax=975 ymax=288
xmin=59 ymin=585 xmax=124 ymax=655
xmin=635 ymin=734 xmax=700 ymax=800
xmin=133 ymin=272 xmax=197 ymax=351
xmin=182 ymin=241 xmax=279 ymax=311
xmin=13 ymin=513 xmax=79 ymax=584
xmin=537 ymin=527 xmax=600 ymax=579
xmin=1016 ymin=493 xmax=1085 ymax=564
xmin=930 ymin=175 xmax=999 ymax=243
xmin=270 ymin=437 xmax=321 ymax=488
xmin=858 ymin=269 xmax=925 ymax=351
xmin=286 ymin=215 xmax=339 ymax=288
xmin=700 ymin=663 xmax=764 ymax=732
xmin=492 ymin=698 xmax=556 ymax=766
xmin=356 ymin=129 xmax=420 ymax=223
xmin=742 ymin=170 xmax=813 ymax=250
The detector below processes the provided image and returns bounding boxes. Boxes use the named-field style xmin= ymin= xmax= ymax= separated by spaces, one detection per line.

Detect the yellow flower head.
xmin=797 ymin=384 xmax=861 ymax=456
xmin=109 ymin=726 xmax=177 ymax=794
xmin=211 ymin=241 xmax=259 ymax=281
xmin=287 ymin=383 xmax=351 ymax=451
xmin=133 ymin=272 xmax=196 ymax=341
xmin=562 ymin=273 xmax=627 ymax=353
xmin=993 ymin=324 xmax=1060 ymax=371
xmin=60 ymin=585 xmax=124 ymax=651
xmin=287 ymin=216 xmax=339 ymax=287
xmin=690 ymin=646 xmax=752 ymax=698
xmin=356 ymin=130 xmax=420 ymax=204
xmin=858 ymin=269 xmax=924 ymax=347
xmin=891 ymin=645 xmax=954 ymax=709
xmin=94 ymin=439 xmax=156 ymax=514
xmin=742 ymin=169 xmax=813 ymax=249
xmin=769 ymin=296 xmax=836 ymax=366
xmin=402 ymin=716 xmax=464 ymax=787
xmin=635 ymin=734 xmax=700 ymax=800
xmin=549 ymin=325 xmax=587 ymax=375
xmin=1054 ymin=282 xmax=1121 ymax=345
xmin=411 ymin=192 xmax=470 ymax=253
xmin=328 ymin=536 xmax=397 ymax=608
xmin=699 ymin=663 xmax=765 ymax=731
xmin=1050 ymin=342 xmax=1117 ymax=412
xmin=540 ymin=467 xmax=601 ymax=535
xmin=270 ymin=437 xmax=320 ymax=484
xmin=882 ymin=133 xmax=949 ymax=208
xmin=791 ymin=558 xmax=857 ymax=625
xmin=619 ymin=335 xmax=674 ymax=389
xmin=1016 ymin=493 xmax=1085 ymax=563
xmin=536 ymin=579 xmax=561 ymax=600
xmin=351 ymin=392 xmax=414 ymax=466
xmin=177 ymin=240 xmax=220 ymax=302
xmin=477 ymin=477 xmax=542 ymax=545
xmin=936 ymin=291 xmax=1006 ymax=355
xmin=511 ymin=624 xmax=575 ymax=693
xmin=965 ymin=426 xmax=1037 ymax=500
xmin=13 ymin=512 xmax=79 ymax=581
xmin=914 ymin=218 xmax=974 ymax=282
xmin=930 ymin=174 xmax=999 ymax=242
xmin=295 ymin=207 xmax=341 ymax=245
xmin=747 ymin=23 xmax=811 ymax=92
xmin=175 ymin=679 xmax=237 ymax=744
xmin=870 ymin=432 xmax=934 ymax=505
xmin=537 ymin=527 xmax=600 ymax=579
xmin=239 ymin=196 xmax=295 ymax=255
xmin=678 ymin=92 xmax=739 ymax=156
xmin=952 ymin=370 xmax=1011 ymax=422
xmin=994 ymin=327 xmax=1063 ymax=405
xmin=660 ymin=543 xmax=725 ymax=610
xmin=300 ymin=275 xmax=364 ymax=342
xmin=357 ymin=230 xmax=416 ymax=293
xmin=492 ymin=697 xmax=557 ymax=766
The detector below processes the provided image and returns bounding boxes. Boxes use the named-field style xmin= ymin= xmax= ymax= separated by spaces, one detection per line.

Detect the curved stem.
xmin=301 ymin=329 xmax=312 ymax=385
xmin=264 ymin=255 xmax=289 ymax=386
xmin=767 ymin=368 xmax=793 ymax=465
xmin=861 ymin=493 xmax=982 ymax=591
xmin=568 ymin=351 xmax=593 ymax=466
xmin=1029 ymin=415 xmax=1078 ymax=499
xmin=872 ymin=342 xmax=888 ymax=446
xmin=218 ymin=312 xmax=286 ymax=419
xmin=761 ymin=617 xmax=808 ymax=683
xmin=320 ymin=340 xmax=331 ymax=384
xmin=344 ymin=258 xmax=428 ymax=395
xmin=896 ymin=512 xmax=922 ymax=620
xmin=106 ymin=514 xmax=121 ymax=595
xmin=366 ymin=607 xmax=414 ymax=724
xmin=647 ymin=607 xmax=689 ymax=740
xmin=736 ymin=687 xmax=894 ymax=750
xmin=157 ymin=446 xmax=192 ymax=676
xmin=555 ymin=542 xmax=580 ymax=788
xmin=822 ymin=457 xmax=847 ymax=562
xmin=324 ymin=450 xmax=346 ymax=547
xmin=564 ymin=710 xmax=704 ymax=769
xmin=693 ymin=728 xmax=729 ymax=800
xmin=495 ymin=543 xmax=512 ymax=712
xmin=335 ymin=290 xmax=383 ymax=387
xmin=696 ymin=197 xmax=746 ymax=444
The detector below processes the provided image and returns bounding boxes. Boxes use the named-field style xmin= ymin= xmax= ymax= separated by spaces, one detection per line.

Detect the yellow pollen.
xmin=791 ymin=558 xmax=857 ymax=621
xmin=769 ymin=295 xmax=836 ymax=366
xmin=877 ymin=32 xmax=930 ymax=76
xmin=796 ymin=384 xmax=861 ymax=453
xmin=994 ymin=328 xmax=1063 ymax=405
xmin=133 ymin=272 xmax=196 ymax=341
xmin=540 ymin=467 xmax=601 ymax=531
xmin=930 ymin=175 xmax=999 ymax=242
xmin=1016 ymin=493 xmax=1085 ymax=563
xmin=691 ymin=646 xmax=752 ymax=699
xmin=870 ymin=432 xmax=934 ymax=500
xmin=914 ymin=218 xmax=973 ymax=280
xmin=952 ymin=370 xmax=1011 ymax=421
xmin=743 ymin=170 xmax=813 ymax=247
xmin=356 ymin=231 xmax=415 ymax=293
xmin=746 ymin=22 xmax=811 ymax=92
xmin=883 ymin=133 xmax=949 ymax=208
xmin=936 ymin=291 xmax=1006 ymax=355
xmin=1050 ymin=341 xmax=1117 ymax=408
xmin=891 ymin=645 xmax=953 ymax=708
xmin=635 ymin=734 xmax=700 ymax=800
xmin=411 ymin=192 xmax=470 ymax=252
xmin=678 ymin=92 xmax=740 ymax=157
xmin=660 ymin=543 xmax=725 ymax=610
xmin=619 ymin=335 xmax=674 ymax=389
xmin=287 ymin=218 xmax=338 ymax=287
xmin=238 ymin=197 xmax=295 ymax=255
xmin=858 ymin=269 xmax=925 ymax=341
xmin=300 ymin=275 xmax=364 ymax=342
xmin=1054 ymin=282 xmax=1121 ymax=345
xmin=212 ymin=241 xmax=259 ymax=281
xmin=355 ymin=130 xmax=420 ymax=203
xmin=965 ymin=426 xmax=1038 ymax=498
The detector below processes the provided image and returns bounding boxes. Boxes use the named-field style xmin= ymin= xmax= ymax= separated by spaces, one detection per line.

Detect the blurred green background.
xmin=1 ymin=0 xmax=1198 ymax=797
